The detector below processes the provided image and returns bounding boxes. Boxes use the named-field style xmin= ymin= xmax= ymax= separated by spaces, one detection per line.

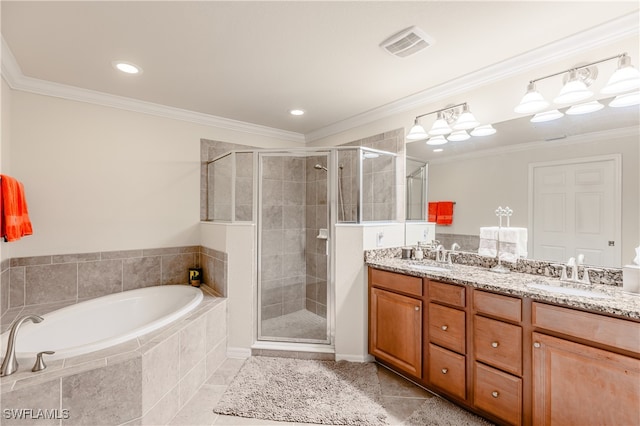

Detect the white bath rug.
xmin=403 ymin=396 xmax=495 ymax=426
xmin=213 ymin=356 xmax=388 ymax=425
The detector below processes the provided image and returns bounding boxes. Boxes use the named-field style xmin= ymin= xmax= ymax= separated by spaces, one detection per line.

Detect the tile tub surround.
xmin=0 ymin=245 xmax=228 ymax=318
xmin=0 ymin=289 xmax=228 ymax=426
xmin=365 ymin=253 xmax=640 ymax=321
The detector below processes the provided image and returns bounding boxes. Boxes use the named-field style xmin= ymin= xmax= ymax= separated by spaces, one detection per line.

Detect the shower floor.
xmin=261 ymin=309 xmax=327 ymax=341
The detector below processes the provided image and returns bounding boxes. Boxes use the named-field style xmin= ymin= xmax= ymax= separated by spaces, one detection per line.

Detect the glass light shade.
xmin=514 ymin=82 xmax=549 ymax=114
xmin=447 ymin=130 xmax=470 ymax=141
xmin=553 ymin=70 xmax=593 ymax=104
xmin=428 ymin=112 xmax=452 ymax=135
xmin=406 ymin=122 xmax=428 ymax=140
xmin=565 ymin=101 xmax=604 ymax=115
xmin=530 ymin=109 xmax=564 ymax=123
xmin=470 ymin=124 xmax=497 ymax=136
xmin=609 ymin=91 xmax=640 ymax=107
xmin=601 ymin=56 xmax=640 ymax=94
xmin=453 ymin=104 xmax=480 ymax=130
xmin=426 ymin=135 xmax=448 ymax=145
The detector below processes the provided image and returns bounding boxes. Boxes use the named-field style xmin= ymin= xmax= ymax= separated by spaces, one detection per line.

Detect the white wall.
xmin=6 ymin=90 xmax=297 ymax=258
xmin=428 ymin=130 xmax=640 ymax=265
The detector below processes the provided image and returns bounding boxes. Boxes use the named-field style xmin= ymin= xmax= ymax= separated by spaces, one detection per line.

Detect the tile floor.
xmin=169 ymin=357 xmax=437 ymax=426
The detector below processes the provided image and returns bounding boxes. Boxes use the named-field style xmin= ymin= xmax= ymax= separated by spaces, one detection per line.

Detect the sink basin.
xmin=526 ymin=283 xmax=613 ymax=299
xmin=407 ymin=264 xmax=450 ymax=273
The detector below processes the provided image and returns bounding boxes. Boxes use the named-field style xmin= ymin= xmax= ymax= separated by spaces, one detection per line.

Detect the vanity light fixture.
xmin=565 ymin=100 xmax=604 ymax=115
xmin=426 ymin=135 xmax=448 ymax=145
xmin=407 ymin=102 xmax=491 ymax=142
xmin=447 ymin=130 xmax=470 ymax=142
xmin=609 ymin=91 xmax=640 ymax=108
xmin=470 ymin=124 xmax=497 ymax=136
xmin=530 ymin=109 xmax=564 ymax=123
xmin=515 ymin=53 xmax=640 ymax=115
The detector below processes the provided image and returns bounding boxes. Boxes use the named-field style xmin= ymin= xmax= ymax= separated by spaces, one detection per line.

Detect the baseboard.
xmin=335 ymin=353 xmax=375 ymax=363
xmin=226 ymin=346 xmax=252 ymax=359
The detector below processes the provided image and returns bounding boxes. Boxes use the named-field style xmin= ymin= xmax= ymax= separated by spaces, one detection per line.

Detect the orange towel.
xmin=1 ymin=175 xmax=33 ymax=242
xmin=428 ymin=202 xmax=438 ymax=222
xmin=436 ymin=201 xmax=454 ymax=225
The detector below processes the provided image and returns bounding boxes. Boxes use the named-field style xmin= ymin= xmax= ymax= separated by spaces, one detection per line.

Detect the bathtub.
xmin=1 ymin=285 xmax=203 ymax=361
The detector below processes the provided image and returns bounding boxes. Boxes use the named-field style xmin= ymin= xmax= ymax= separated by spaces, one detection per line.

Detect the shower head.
xmin=314 ymin=164 xmax=328 ymax=172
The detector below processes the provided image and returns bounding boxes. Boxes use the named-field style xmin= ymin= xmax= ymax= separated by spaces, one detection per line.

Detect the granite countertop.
xmin=367 ymin=257 xmax=640 ymax=320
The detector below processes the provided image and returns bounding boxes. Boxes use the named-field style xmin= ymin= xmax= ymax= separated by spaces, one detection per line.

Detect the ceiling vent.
xmin=380 ymin=26 xmax=435 ymax=58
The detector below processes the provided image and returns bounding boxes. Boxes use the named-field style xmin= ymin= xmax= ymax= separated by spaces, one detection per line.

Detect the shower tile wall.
xmin=0 ymin=246 xmax=228 ymax=320
xmin=201 ymin=139 xmax=257 ymax=221
xmin=340 ymin=128 xmax=405 ymax=222
xmin=209 ymin=154 xmax=233 ymax=221
xmin=305 ymin=156 xmax=328 ymax=318
xmin=260 ymin=156 xmax=307 ymax=322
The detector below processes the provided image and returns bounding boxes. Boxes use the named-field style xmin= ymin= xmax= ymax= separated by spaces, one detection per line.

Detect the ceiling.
xmin=2 ymin=1 xmax=639 ymax=139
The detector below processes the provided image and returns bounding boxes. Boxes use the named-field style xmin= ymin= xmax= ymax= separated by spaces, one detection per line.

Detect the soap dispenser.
xmin=413 ymin=243 xmax=424 ymax=260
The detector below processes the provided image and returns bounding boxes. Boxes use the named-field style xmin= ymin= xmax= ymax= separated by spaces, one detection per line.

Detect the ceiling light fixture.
xmin=515 ymin=53 xmax=640 ymax=116
xmin=113 ymin=61 xmax=142 ymax=75
xmin=565 ymin=100 xmax=604 ymax=115
xmin=530 ymin=109 xmax=564 ymax=123
xmin=433 ymin=148 xmax=444 ymax=152
xmin=289 ymin=109 xmax=305 ymax=116
xmin=407 ymin=102 xmax=492 ymax=142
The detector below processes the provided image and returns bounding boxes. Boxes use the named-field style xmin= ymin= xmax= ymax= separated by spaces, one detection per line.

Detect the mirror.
xmin=406 ymin=157 xmax=428 ymax=221
xmin=406 ymin=104 xmax=640 ymax=268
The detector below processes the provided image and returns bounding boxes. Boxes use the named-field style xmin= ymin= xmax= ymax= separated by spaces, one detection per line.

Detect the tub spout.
xmin=0 ymin=315 xmax=44 ymax=377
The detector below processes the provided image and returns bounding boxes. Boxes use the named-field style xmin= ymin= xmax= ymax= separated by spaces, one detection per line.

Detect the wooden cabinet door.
xmin=532 ymin=332 xmax=640 ymax=426
xmin=370 ymin=287 xmax=422 ymax=377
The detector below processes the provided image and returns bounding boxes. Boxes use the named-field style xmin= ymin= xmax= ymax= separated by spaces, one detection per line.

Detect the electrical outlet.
xmin=376 ymin=231 xmax=384 ymax=247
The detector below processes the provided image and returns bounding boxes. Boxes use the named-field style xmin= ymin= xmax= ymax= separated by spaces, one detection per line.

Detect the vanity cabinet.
xmin=369 ymin=268 xmax=423 ymax=378
xmin=367 ymin=266 xmax=640 ymax=426
xmin=472 ymin=291 xmax=523 ymax=426
xmin=427 ymin=281 xmax=468 ymax=400
xmin=531 ymin=302 xmax=640 ymax=426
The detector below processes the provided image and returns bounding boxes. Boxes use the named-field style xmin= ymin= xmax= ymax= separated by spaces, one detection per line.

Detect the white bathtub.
xmin=1 ymin=285 xmax=203 ymax=361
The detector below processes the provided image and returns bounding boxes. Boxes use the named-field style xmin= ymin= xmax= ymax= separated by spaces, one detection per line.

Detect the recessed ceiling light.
xmin=433 ymin=148 xmax=444 ymax=152
xmin=289 ymin=109 xmax=305 ymax=116
xmin=113 ymin=61 xmax=142 ymax=75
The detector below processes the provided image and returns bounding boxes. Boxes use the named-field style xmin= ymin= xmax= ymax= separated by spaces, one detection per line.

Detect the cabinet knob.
xmin=415 ymin=306 xmax=420 ymax=311
xmin=441 ymin=368 xmax=448 ymax=374
xmin=441 ymin=325 xmax=448 ymax=331
xmin=492 ymin=391 xmax=499 ymax=398
xmin=534 ymin=342 xmax=541 ymax=348
xmin=491 ymin=341 xmax=499 ymax=348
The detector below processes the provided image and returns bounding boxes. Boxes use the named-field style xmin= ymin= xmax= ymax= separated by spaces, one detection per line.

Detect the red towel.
xmin=436 ymin=201 xmax=454 ymax=225
xmin=428 ymin=202 xmax=438 ymax=222
xmin=1 ymin=175 xmax=33 ymax=241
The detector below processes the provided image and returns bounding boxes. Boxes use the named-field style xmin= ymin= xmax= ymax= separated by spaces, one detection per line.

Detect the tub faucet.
xmin=0 ymin=315 xmax=44 ymax=377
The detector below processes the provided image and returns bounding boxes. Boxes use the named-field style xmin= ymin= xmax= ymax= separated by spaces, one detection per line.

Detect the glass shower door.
xmin=257 ymin=152 xmax=331 ymax=344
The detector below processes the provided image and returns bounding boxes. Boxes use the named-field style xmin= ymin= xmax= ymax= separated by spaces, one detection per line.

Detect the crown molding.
xmin=305 ymin=11 xmax=640 ymax=143
xmin=426 ymin=126 xmax=639 ymax=165
xmin=1 ymin=37 xmax=305 ymax=144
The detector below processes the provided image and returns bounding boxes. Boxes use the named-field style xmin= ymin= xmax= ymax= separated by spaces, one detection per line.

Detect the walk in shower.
xmin=206 ymin=147 xmax=397 ymax=346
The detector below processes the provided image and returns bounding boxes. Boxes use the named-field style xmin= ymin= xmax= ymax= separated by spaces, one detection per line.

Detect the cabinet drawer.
xmin=474 ymin=362 xmax=522 ymax=426
xmin=428 ymin=343 xmax=466 ymax=400
xmin=428 ymin=280 xmax=465 ymax=307
xmin=473 ymin=290 xmax=522 ymax=322
xmin=474 ymin=315 xmax=522 ymax=376
xmin=429 ymin=303 xmax=466 ymax=354
xmin=370 ymin=268 xmax=423 ymax=297
xmin=532 ymin=302 xmax=640 ymax=354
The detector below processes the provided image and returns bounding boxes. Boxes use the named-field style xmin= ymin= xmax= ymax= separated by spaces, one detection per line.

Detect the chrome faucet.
xmin=446 ymin=243 xmax=460 ymax=265
xmin=0 ymin=315 xmax=44 ymax=377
